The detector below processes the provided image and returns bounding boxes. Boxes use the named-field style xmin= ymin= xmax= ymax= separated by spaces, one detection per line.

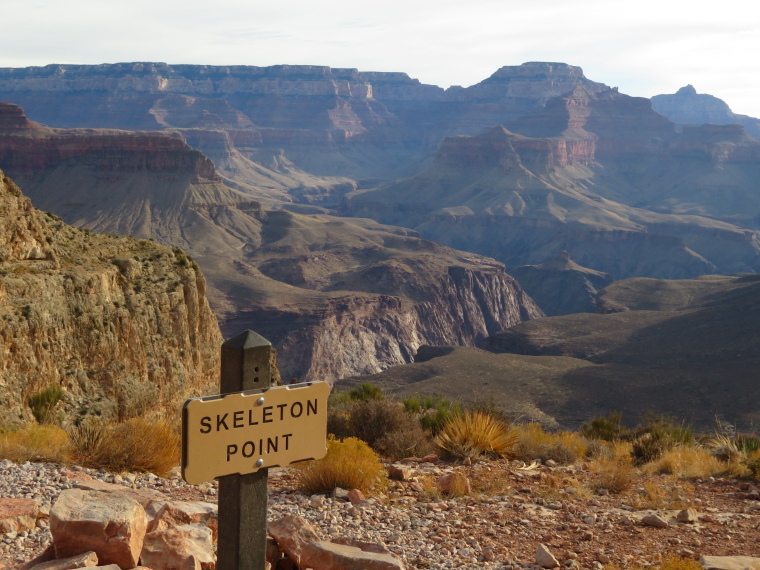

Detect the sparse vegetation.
xmin=294 ymin=437 xmax=385 ymax=494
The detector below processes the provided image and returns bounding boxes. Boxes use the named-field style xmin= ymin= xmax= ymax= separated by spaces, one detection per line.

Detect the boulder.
xmin=676 ymin=508 xmax=698 ymax=523
xmin=0 ymin=498 xmax=39 ymax=533
xmin=386 ymin=465 xmax=413 ymax=481
xmin=437 ymin=473 xmax=471 ymax=495
xmin=535 ymin=543 xmax=560 ymax=568
xmin=73 ymin=480 xmax=165 ymax=508
xmin=26 ymin=551 xmax=98 ymax=570
xmin=145 ymin=501 xmax=218 ymax=540
xmin=50 ymin=489 xmax=147 ymax=569
xmin=641 ymin=514 xmax=669 ymax=528
xmin=269 ymin=515 xmax=405 ymax=569
xmin=140 ymin=523 xmax=215 ymax=570
xmin=347 ymin=489 xmax=366 ymax=505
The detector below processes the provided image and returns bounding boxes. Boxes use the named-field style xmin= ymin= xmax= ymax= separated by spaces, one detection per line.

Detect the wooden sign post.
xmin=218 ymin=330 xmax=272 ymax=570
xmin=181 ymin=330 xmax=329 ymax=570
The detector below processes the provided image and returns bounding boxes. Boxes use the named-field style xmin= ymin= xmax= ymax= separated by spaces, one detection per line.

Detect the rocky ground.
xmin=0 ymin=457 xmax=758 ymax=569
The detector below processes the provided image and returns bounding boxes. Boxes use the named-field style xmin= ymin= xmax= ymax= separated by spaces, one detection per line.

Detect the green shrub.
xmin=347 ymin=382 xmax=384 ymax=402
xmin=581 ymin=411 xmax=628 ymax=442
xmin=295 ymin=437 xmax=385 ymax=494
xmin=28 ymin=385 xmax=65 ymax=424
xmin=630 ymin=414 xmax=692 ymax=465
xmin=403 ymin=394 xmax=464 ymax=435
xmin=435 ymin=411 xmax=517 ymax=460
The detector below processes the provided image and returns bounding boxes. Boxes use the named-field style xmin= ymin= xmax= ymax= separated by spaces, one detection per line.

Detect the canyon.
xmin=3 ymin=60 xmax=760 ymax=425
xmin=0 ymin=102 xmax=542 ymax=383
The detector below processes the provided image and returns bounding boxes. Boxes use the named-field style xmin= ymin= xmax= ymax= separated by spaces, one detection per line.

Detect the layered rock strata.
xmin=0 ymin=104 xmax=542 ymax=383
xmin=0 ymin=171 xmax=221 ymax=424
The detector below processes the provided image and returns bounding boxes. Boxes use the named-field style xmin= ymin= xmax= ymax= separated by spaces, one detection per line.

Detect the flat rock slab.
xmin=27 ymin=551 xmax=98 ymax=570
xmin=700 ymin=555 xmax=760 ymax=570
xmin=0 ymin=498 xmax=39 ymax=533
xmin=269 ymin=515 xmax=405 ymax=570
xmin=50 ymin=489 xmax=147 ymax=569
xmin=73 ymin=480 xmax=164 ymax=507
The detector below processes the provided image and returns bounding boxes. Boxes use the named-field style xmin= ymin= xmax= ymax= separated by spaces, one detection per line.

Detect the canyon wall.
xmin=0 ymin=171 xmax=222 ymax=425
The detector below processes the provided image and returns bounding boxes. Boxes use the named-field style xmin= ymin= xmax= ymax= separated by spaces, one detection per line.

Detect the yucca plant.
xmin=435 ymin=411 xmax=517 ymax=460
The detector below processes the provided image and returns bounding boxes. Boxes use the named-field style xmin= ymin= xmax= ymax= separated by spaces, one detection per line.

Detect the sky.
xmin=2 ymin=0 xmax=760 ymax=116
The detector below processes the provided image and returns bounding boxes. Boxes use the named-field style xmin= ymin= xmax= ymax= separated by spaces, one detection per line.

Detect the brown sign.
xmin=182 ymin=382 xmax=329 ymax=485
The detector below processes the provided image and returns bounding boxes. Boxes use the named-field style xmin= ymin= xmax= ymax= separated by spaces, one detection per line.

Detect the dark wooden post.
xmin=217 ymin=330 xmax=272 ymax=570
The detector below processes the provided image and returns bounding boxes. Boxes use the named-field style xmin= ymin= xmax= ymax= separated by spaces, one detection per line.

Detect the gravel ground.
xmin=1 ymin=458 xmax=759 ymax=569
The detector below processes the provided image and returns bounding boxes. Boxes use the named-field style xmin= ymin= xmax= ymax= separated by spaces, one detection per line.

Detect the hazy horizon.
xmin=2 ymin=0 xmax=759 ymax=116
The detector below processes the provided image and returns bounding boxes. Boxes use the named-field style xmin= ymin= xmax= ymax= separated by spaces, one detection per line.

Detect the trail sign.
xmin=182 ymin=381 xmax=329 ymax=485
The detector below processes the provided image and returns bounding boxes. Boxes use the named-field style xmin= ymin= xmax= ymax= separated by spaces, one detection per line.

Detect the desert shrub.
xmin=0 ymin=424 xmax=71 ymax=463
xmin=70 ymin=418 xmax=179 ymax=476
xmin=295 ymin=437 xmax=385 ymax=494
xmin=435 ymin=411 xmax=517 ymax=460
xmin=581 ymin=411 xmax=628 ymax=442
xmin=643 ymin=445 xmax=725 ymax=478
xmin=28 ymin=385 xmax=65 ymax=424
xmin=514 ymin=423 xmax=588 ymax=464
xmin=328 ymin=398 xmax=433 ymax=459
xmin=403 ymin=394 xmax=464 ymax=435
xmin=590 ymin=456 xmax=635 ymax=494
xmin=347 ymin=382 xmax=384 ymax=402
xmin=630 ymin=415 xmax=692 ymax=465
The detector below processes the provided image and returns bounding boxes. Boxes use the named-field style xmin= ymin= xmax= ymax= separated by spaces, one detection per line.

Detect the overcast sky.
xmin=3 ymin=0 xmax=759 ymax=116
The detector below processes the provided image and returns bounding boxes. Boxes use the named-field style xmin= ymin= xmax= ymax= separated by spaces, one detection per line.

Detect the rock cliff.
xmin=0 ymin=171 xmax=222 ymax=425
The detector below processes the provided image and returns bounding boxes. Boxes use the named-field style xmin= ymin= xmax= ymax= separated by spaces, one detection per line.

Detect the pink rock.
xmin=347 ymin=489 xmax=366 ymax=505
xmin=50 ymin=489 xmax=147 ymax=569
xmin=437 ymin=473 xmax=471 ymax=495
xmin=140 ymin=523 xmax=215 ymax=570
xmin=145 ymin=501 xmax=218 ymax=540
xmin=73 ymin=480 xmax=164 ymax=508
xmin=386 ymin=465 xmax=413 ymax=481
xmin=420 ymin=454 xmax=439 ymax=463
xmin=269 ymin=515 xmax=405 ymax=569
xmin=0 ymin=498 xmax=39 ymax=533
xmin=26 ymin=551 xmax=98 ymax=570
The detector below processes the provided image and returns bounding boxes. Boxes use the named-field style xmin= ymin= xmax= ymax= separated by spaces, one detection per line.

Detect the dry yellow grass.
xmin=70 ymin=418 xmax=180 ymax=477
xmin=604 ymin=552 xmax=702 ymax=569
xmin=513 ymin=423 xmax=588 ymax=464
xmin=633 ymin=478 xmax=695 ymax=510
xmin=643 ymin=445 xmax=725 ymax=478
xmin=0 ymin=424 xmax=70 ymax=463
xmin=590 ymin=456 xmax=636 ymax=493
xmin=435 ymin=411 xmax=517 ymax=460
xmin=295 ymin=437 xmax=385 ymax=495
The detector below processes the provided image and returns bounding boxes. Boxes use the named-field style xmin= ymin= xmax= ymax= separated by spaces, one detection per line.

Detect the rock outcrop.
xmin=0 ymin=171 xmax=221 ymax=424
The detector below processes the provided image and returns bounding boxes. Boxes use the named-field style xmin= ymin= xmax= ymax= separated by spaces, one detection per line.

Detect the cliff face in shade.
xmin=507 ymin=251 xmax=612 ymax=316
xmin=0 ymin=171 xmax=222 ymax=425
xmin=0 ymin=103 xmax=543 ymax=383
